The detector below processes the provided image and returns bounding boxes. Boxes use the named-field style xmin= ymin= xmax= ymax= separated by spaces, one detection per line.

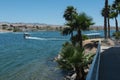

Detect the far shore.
xmin=0 ymin=29 xmax=12 ymax=32
xmin=0 ymin=22 xmax=119 ymax=32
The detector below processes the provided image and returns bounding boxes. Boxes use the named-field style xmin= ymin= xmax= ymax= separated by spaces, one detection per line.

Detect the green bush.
xmin=56 ymin=42 xmax=94 ymax=70
xmin=56 ymin=42 xmax=94 ymax=80
xmin=82 ymin=35 xmax=89 ymax=40
xmin=13 ymin=28 xmax=21 ymax=32
xmin=7 ymin=28 xmax=12 ymax=31
xmin=112 ymin=31 xmax=120 ymax=39
xmin=2 ymin=26 xmax=6 ymax=29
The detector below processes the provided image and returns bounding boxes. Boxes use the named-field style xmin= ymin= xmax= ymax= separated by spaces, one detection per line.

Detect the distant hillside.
xmin=0 ymin=22 xmax=64 ymax=32
xmin=89 ymin=26 xmax=118 ymax=30
xmin=0 ymin=22 xmax=118 ymax=32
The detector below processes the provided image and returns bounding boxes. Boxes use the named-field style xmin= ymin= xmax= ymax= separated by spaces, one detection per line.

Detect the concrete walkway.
xmin=99 ymin=47 xmax=120 ymax=80
xmin=101 ymin=46 xmax=111 ymax=52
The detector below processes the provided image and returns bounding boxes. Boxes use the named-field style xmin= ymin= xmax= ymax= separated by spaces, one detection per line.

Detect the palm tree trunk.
xmin=104 ymin=16 xmax=107 ymax=39
xmin=77 ymin=29 xmax=82 ymax=47
xmin=115 ymin=17 xmax=119 ymax=32
xmin=71 ymin=32 xmax=76 ymax=46
xmin=108 ymin=18 xmax=110 ymax=38
xmin=75 ymin=66 xmax=82 ymax=80
xmin=104 ymin=0 xmax=108 ymax=39
xmin=71 ymin=32 xmax=73 ymax=38
xmin=75 ymin=65 xmax=86 ymax=80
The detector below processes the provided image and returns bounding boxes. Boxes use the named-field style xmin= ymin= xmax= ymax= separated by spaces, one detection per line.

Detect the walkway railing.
xmin=86 ymin=41 xmax=101 ymax=80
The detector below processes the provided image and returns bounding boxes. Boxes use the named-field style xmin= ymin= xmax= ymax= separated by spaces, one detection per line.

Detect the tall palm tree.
xmin=101 ymin=5 xmax=111 ymax=38
xmin=103 ymin=0 xmax=108 ymax=39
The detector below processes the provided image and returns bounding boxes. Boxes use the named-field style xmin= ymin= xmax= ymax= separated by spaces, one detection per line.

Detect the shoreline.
xmin=0 ymin=29 xmax=12 ymax=32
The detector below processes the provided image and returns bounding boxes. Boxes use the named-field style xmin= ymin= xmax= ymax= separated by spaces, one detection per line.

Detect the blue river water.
xmin=0 ymin=30 xmax=115 ymax=80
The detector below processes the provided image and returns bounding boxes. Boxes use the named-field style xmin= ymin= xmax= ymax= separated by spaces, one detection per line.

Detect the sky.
xmin=0 ymin=0 xmax=117 ymax=26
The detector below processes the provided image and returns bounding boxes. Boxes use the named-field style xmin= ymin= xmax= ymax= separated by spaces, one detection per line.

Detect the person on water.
xmin=24 ymin=33 xmax=30 ymax=39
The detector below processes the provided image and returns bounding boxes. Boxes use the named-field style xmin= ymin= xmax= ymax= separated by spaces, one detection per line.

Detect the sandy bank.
xmin=83 ymin=38 xmax=115 ymax=54
xmin=0 ymin=29 xmax=12 ymax=32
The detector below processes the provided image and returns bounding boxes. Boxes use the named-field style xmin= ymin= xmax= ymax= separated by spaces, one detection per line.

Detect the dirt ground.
xmin=83 ymin=38 xmax=115 ymax=54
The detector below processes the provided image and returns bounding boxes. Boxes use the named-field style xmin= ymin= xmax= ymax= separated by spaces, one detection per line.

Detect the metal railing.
xmin=86 ymin=41 xmax=101 ymax=80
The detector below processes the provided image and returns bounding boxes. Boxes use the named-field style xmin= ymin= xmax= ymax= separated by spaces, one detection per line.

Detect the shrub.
xmin=13 ymin=28 xmax=21 ymax=32
xmin=112 ymin=31 xmax=120 ymax=39
xmin=82 ymin=35 xmax=89 ymax=40
xmin=56 ymin=42 xmax=94 ymax=80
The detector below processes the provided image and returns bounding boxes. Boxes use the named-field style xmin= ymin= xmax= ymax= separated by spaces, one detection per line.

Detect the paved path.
xmin=99 ymin=47 xmax=120 ymax=80
xmin=101 ymin=46 xmax=111 ymax=52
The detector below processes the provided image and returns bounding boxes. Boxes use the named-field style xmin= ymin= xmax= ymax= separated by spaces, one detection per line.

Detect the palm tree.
xmin=63 ymin=6 xmax=94 ymax=47
xmin=101 ymin=5 xmax=111 ymax=38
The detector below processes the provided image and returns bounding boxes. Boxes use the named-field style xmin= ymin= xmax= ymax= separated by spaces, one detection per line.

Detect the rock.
xmin=65 ymin=73 xmax=76 ymax=80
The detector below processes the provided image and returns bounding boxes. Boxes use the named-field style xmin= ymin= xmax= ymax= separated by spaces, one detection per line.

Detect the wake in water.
xmin=25 ymin=36 xmax=68 ymax=41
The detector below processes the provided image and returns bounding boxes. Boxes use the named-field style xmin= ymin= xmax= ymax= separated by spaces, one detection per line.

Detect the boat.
xmin=23 ymin=33 xmax=30 ymax=39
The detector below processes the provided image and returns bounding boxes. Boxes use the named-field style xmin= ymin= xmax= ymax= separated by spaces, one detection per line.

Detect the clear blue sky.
xmin=0 ymin=0 xmax=117 ymax=26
